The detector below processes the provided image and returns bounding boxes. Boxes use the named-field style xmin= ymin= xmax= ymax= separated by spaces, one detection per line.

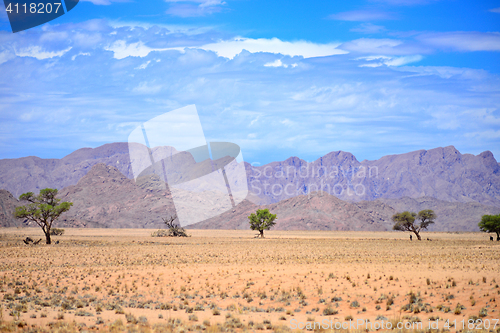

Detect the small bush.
xmin=152 ymin=215 xmax=189 ymax=237
xmin=151 ymin=230 xmax=170 ymax=237
xmin=322 ymin=307 xmax=338 ymax=316
xmin=50 ymin=228 xmax=65 ymax=236
xmin=126 ymin=313 xmax=138 ymax=324
xmin=75 ymin=310 xmax=93 ymax=317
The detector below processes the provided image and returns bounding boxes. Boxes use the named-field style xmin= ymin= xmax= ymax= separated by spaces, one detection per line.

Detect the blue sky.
xmin=0 ymin=0 xmax=499 ymax=165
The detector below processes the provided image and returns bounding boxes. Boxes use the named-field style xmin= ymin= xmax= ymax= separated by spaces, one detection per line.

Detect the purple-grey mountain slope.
xmin=1 ymin=144 xmax=499 ymax=208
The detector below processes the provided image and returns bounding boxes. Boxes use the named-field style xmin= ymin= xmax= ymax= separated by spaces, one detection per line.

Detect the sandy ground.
xmin=0 ymin=228 xmax=499 ymax=332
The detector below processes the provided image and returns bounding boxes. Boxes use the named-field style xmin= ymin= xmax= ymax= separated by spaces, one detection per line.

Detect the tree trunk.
xmin=45 ymin=231 xmax=51 ymax=245
xmin=497 ymin=232 xmax=500 ymax=241
xmin=260 ymin=230 xmax=264 ymax=238
xmin=414 ymin=232 xmax=421 ymax=240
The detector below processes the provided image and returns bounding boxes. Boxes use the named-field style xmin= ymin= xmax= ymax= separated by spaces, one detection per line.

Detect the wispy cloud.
xmin=418 ymin=31 xmax=500 ymax=52
xmin=165 ymin=0 xmax=226 ymax=17
xmin=0 ymin=21 xmax=499 ymax=163
xmin=328 ymin=10 xmax=395 ymax=21
xmin=105 ymin=40 xmax=169 ymax=59
xmin=15 ymin=46 xmax=72 ymax=59
xmin=356 ymin=54 xmax=423 ymax=67
xmin=80 ymin=0 xmax=130 ymax=5
xmin=488 ymin=7 xmax=500 ymax=13
xmin=351 ymin=23 xmax=386 ymax=34
xmin=199 ymin=37 xmax=347 ymax=59
xmin=340 ymin=38 xmax=415 ymax=55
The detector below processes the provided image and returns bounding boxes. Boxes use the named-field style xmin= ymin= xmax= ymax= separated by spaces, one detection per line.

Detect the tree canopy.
xmin=14 ymin=188 xmax=73 ymax=244
xmin=248 ymin=209 xmax=277 ymax=238
xmin=478 ymin=214 xmax=500 ymax=241
xmin=392 ymin=209 xmax=436 ymax=240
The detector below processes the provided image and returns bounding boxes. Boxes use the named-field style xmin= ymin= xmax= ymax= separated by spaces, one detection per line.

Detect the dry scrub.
xmin=0 ymin=228 xmax=499 ymax=332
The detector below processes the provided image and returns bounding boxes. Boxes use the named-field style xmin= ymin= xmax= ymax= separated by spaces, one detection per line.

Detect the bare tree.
xmin=163 ymin=215 xmax=189 ymax=237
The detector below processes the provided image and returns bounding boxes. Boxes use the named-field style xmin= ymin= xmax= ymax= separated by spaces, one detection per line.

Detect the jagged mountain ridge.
xmin=1 ymin=143 xmax=499 ymax=208
xmin=246 ymin=146 xmax=500 ymax=207
xmin=2 ymin=164 xmax=499 ymax=230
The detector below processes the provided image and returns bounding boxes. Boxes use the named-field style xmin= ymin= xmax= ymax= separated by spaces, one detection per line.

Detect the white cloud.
xmin=71 ymin=52 xmax=91 ymax=61
xmin=351 ymin=23 xmax=386 ymax=34
xmin=488 ymin=7 xmax=500 ymax=13
xmin=132 ymin=82 xmax=163 ymax=94
xmin=1 ymin=20 xmax=499 ymax=163
xmin=264 ymin=59 xmax=289 ymax=68
xmin=0 ymin=50 xmax=15 ymax=64
xmin=105 ymin=40 xmax=170 ymax=59
xmin=135 ymin=60 xmax=151 ymax=69
xmin=384 ymin=55 xmax=422 ymax=66
xmin=465 ymin=130 xmax=500 ymax=140
xmin=199 ymin=37 xmax=347 ymax=59
xmin=15 ymin=46 xmax=72 ymax=59
xmin=358 ymin=54 xmax=422 ymax=67
xmin=328 ymin=10 xmax=395 ymax=21
xmin=165 ymin=0 xmax=226 ymax=17
xmin=340 ymin=38 xmax=403 ymax=54
xmin=40 ymin=31 xmax=69 ymax=42
xmin=394 ymin=65 xmax=490 ymax=80
xmin=418 ymin=32 xmax=500 ymax=52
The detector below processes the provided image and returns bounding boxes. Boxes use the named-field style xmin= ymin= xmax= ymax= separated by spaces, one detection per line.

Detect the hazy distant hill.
xmin=2 ymin=164 xmax=498 ymax=231
xmin=57 ymin=163 xmax=244 ymax=229
xmin=0 ymin=190 xmax=23 ymax=227
xmin=189 ymin=191 xmax=500 ymax=232
xmin=1 ymin=143 xmax=499 ymax=209
xmin=188 ymin=191 xmax=393 ymax=231
xmin=0 ymin=143 xmax=177 ymax=198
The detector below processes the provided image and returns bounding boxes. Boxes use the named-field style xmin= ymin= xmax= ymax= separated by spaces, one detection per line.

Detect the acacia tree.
xmin=479 ymin=214 xmax=500 ymax=241
xmin=392 ymin=209 xmax=436 ymax=240
xmin=248 ymin=209 xmax=277 ymax=238
xmin=14 ymin=189 xmax=73 ymax=244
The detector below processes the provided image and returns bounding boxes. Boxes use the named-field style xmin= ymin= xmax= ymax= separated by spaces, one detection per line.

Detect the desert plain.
xmin=0 ymin=228 xmax=499 ymax=332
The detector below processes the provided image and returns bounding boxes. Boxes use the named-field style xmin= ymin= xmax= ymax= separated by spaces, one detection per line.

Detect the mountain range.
xmin=1 ymin=143 xmax=499 ymax=207
xmin=1 ymin=143 xmax=499 ymax=231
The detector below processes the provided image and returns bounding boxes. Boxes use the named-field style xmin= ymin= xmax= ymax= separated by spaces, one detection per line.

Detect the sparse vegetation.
xmin=50 ymin=228 xmax=65 ymax=236
xmin=152 ymin=215 xmax=189 ymax=237
xmin=478 ymin=214 xmax=500 ymax=241
xmin=14 ymin=188 xmax=73 ymax=244
xmin=0 ymin=229 xmax=496 ymax=332
xmin=248 ymin=208 xmax=277 ymax=238
xmin=392 ymin=209 xmax=436 ymax=240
